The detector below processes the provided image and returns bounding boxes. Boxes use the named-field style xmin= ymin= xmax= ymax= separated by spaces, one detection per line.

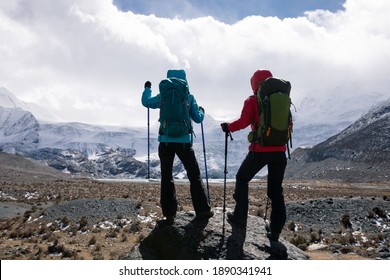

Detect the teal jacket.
xmin=141 ymin=70 xmax=204 ymax=143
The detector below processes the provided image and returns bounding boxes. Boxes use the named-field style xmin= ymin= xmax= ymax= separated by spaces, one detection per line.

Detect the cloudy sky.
xmin=0 ymin=0 xmax=389 ymax=127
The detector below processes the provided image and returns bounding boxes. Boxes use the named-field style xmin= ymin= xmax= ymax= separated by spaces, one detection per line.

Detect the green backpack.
xmin=248 ymin=77 xmax=293 ymax=152
xmin=158 ymin=77 xmax=193 ymax=138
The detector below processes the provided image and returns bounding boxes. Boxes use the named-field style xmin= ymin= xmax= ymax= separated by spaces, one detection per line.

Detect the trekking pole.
xmin=222 ymin=131 xmax=233 ymax=237
xmin=264 ymin=197 xmax=270 ymax=232
xmin=264 ymin=197 xmax=269 ymax=220
xmin=201 ymin=121 xmax=210 ymax=204
xmin=147 ymin=107 xmax=150 ymax=180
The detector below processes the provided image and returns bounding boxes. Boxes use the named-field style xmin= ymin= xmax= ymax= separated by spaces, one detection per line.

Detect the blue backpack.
xmin=158 ymin=77 xmax=193 ymax=137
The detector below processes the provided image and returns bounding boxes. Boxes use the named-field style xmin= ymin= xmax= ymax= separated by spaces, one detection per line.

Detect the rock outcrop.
xmin=125 ymin=207 xmax=308 ymax=260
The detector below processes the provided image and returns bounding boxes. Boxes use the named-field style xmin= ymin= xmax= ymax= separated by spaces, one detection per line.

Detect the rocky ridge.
xmin=285 ymin=99 xmax=390 ymax=182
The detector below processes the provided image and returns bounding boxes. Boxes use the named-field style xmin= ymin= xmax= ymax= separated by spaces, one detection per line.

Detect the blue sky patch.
xmin=113 ymin=0 xmax=345 ymax=23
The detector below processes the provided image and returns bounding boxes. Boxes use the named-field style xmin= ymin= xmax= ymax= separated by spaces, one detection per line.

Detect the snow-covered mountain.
xmin=0 ymin=87 xmax=61 ymax=122
xmin=0 ymin=87 xmax=251 ymax=179
xmin=1 ymin=88 xmax=155 ymax=178
xmin=1 ymin=86 xmax=389 ymax=179
xmin=0 ymin=106 xmax=39 ymax=153
xmin=285 ymin=98 xmax=390 ymax=181
xmin=291 ymin=86 xmax=389 ymax=148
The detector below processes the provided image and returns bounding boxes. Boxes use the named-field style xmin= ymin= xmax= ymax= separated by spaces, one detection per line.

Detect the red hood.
xmin=250 ymin=70 xmax=273 ymax=93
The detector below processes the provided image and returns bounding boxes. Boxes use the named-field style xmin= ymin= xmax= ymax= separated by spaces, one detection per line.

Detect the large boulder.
xmin=125 ymin=207 xmax=309 ymax=260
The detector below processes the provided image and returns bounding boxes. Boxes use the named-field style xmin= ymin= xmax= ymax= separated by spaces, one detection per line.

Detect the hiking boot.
xmin=165 ymin=216 xmax=175 ymax=223
xmin=267 ymin=231 xmax=280 ymax=242
xmin=265 ymin=220 xmax=271 ymax=233
xmin=156 ymin=215 xmax=174 ymax=227
xmin=265 ymin=221 xmax=279 ymax=241
xmin=195 ymin=210 xmax=214 ymax=221
xmin=227 ymin=212 xmax=246 ymax=228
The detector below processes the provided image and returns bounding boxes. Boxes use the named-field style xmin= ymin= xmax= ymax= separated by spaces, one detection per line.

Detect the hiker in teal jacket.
xmin=142 ymin=76 xmax=204 ymax=143
xmin=142 ymin=69 xmax=213 ymax=223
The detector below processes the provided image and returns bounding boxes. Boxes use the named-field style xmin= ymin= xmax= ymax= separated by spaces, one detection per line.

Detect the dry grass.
xmin=0 ymin=178 xmax=389 ymax=260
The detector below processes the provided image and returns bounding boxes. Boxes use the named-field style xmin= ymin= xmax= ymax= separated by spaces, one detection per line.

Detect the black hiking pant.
xmin=232 ymin=151 xmax=287 ymax=235
xmin=158 ymin=142 xmax=211 ymax=217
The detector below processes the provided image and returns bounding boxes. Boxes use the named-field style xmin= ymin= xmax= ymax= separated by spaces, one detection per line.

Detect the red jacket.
xmin=228 ymin=95 xmax=286 ymax=152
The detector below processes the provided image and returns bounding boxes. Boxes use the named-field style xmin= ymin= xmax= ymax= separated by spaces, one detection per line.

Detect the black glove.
xmin=144 ymin=81 xmax=151 ymax=88
xmin=221 ymin=122 xmax=230 ymax=133
xmin=199 ymin=106 xmax=205 ymax=114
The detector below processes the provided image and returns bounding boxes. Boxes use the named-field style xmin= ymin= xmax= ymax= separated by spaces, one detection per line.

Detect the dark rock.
xmin=124 ymin=207 xmax=309 ymax=260
xmin=285 ymin=197 xmax=390 ymax=259
xmin=40 ymin=198 xmax=140 ymax=224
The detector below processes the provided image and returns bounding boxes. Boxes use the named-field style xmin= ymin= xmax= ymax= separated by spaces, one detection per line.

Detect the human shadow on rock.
xmin=138 ymin=214 xmax=211 ymax=259
xmin=226 ymin=223 xmax=247 ymax=259
xmin=265 ymin=241 xmax=288 ymax=260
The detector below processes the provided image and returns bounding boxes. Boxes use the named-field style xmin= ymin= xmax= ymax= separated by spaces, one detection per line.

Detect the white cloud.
xmin=0 ymin=0 xmax=389 ymax=127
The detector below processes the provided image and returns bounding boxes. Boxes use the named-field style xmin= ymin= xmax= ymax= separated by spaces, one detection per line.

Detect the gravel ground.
xmin=287 ymin=196 xmax=390 ymax=233
xmin=40 ymin=198 xmax=140 ymax=225
xmin=1 ymin=176 xmax=389 ymax=260
xmin=285 ymin=196 xmax=390 ymax=259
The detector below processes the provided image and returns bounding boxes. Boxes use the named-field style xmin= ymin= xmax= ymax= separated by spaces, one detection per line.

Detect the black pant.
xmin=233 ymin=151 xmax=287 ymax=235
xmin=158 ymin=142 xmax=211 ymax=217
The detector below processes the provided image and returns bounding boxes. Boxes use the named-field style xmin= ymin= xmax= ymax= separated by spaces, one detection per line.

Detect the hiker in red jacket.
xmin=220 ymin=69 xmax=287 ymax=242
